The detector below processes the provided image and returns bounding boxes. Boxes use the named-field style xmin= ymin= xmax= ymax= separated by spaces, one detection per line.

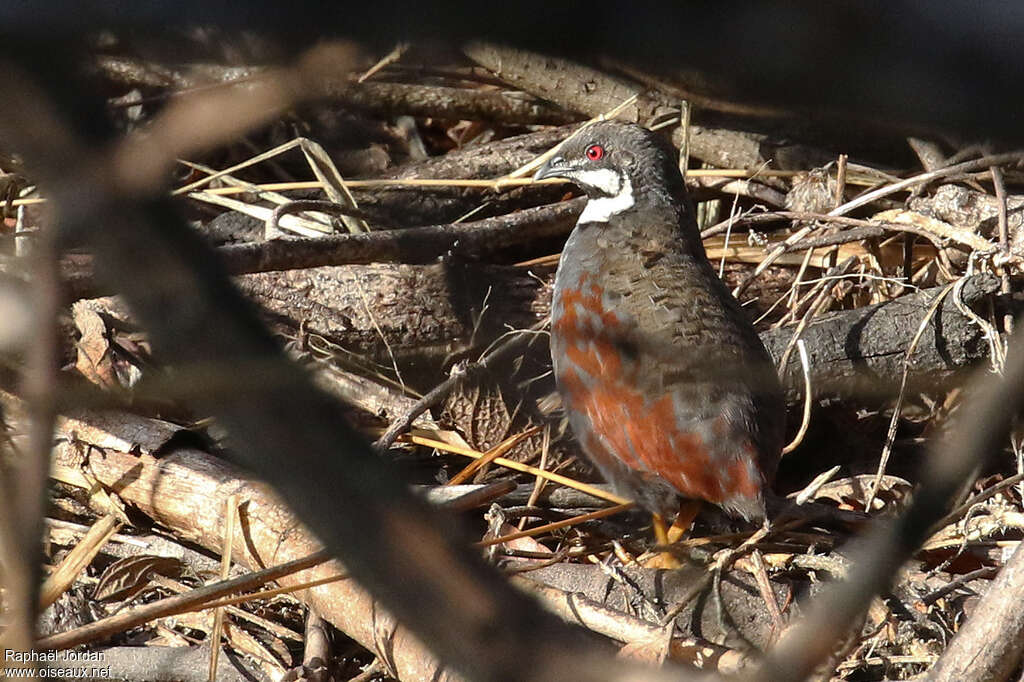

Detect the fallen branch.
xmin=763 ymin=274 xmax=1009 ymax=398
xmin=17 ymin=396 xmax=712 ymax=680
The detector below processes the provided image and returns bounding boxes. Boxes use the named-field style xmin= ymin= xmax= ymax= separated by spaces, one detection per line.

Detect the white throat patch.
xmin=577 ymin=174 xmax=635 ymax=224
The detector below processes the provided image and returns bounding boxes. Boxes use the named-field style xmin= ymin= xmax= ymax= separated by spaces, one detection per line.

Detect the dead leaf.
xmin=812 ymin=474 xmax=913 ymax=511
xmin=73 ymin=301 xmax=118 ymax=391
xmin=93 ymin=555 xmax=184 ymax=603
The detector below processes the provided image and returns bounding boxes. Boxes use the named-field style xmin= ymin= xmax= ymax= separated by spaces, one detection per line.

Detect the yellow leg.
xmin=667 ymin=500 xmax=702 ymax=543
xmin=644 ymin=501 xmax=702 ymax=569
xmin=652 ymin=513 xmax=670 ymax=546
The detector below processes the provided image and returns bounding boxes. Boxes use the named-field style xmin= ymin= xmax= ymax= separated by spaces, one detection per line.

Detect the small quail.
xmin=534 ymin=122 xmax=785 ymax=521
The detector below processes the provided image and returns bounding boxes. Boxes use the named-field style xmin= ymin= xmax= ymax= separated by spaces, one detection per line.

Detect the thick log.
xmin=240 ymin=260 xmax=1009 ymax=399
xmin=219 ymin=199 xmax=582 ymax=274
xmin=238 ymin=262 xmax=550 ymax=360
xmin=350 ymin=126 xmax=578 ymax=227
xmin=764 ymin=274 xmax=1008 ymax=399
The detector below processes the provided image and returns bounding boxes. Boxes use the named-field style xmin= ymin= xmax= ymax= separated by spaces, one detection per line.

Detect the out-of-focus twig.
xmin=0 ymin=60 xmax=65 ymax=666
xmin=110 ymin=42 xmax=362 ymax=197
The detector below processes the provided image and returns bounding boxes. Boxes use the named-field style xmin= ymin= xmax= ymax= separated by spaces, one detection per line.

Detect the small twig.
xmin=749 ymin=548 xmax=785 ymax=641
xmin=834 ymin=154 xmax=848 ymax=209
xmin=781 ymin=340 xmax=812 ymax=455
xmin=196 ymin=572 xmax=349 ymax=612
xmin=296 ymin=137 xmax=369 ymax=233
xmin=719 ymin=174 xmax=744 ymax=278
xmin=992 ymin=166 xmax=1014 ymax=336
xmin=790 ymin=226 xmax=890 ymax=251
xmin=358 ymin=43 xmax=408 ymax=82
xmin=920 ymin=566 xmax=999 ymax=606
xmin=703 ymin=210 xmax=909 ymax=242
xmin=793 ymin=465 xmax=842 ymax=506
xmin=774 ymin=244 xmax=839 ymax=327
xmin=836 ymin=654 xmax=938 ymax=673
xmin=519 ymin=426 xmax=552 ymax=530
xmin=501 ymin=548 xmax=571 ymax=574
xmin=348 ymin=659 xmax=382 ymax=682
xmin=776 ymin=257 xmax=857 ymax=370
xmin=436 ymin=481 xmax=519 ymax=513
xmin=677 ymin=99 xmax=691 ymax=179
xmin=269 ymin=199 xmax=383 ymax=235
xmin=929 ymin=472 xmax=1024 ymax=536
xmin=39 ymin=514 xmax=122 ymax=610
xmin=787 ymin=243 xmax=819 ymax=310
xmin=865 ymin=281 xmax=957 ymax=510
xmin=352 ymin=274 xmax=406 ymax=391
xmin=505 ymin=93 xmax=640 ymax=179
xmin=408 ymin=434 xmax=628 ymax=505
xmin=660 ymin=525 xmax=771 ymax=627
xmin=299 ymin=609 xmax=331 ymax=682
xmin=38 ymin=550 xmax=332 ymax=650
xmin=953 ymin=271 xmax=1006 ymax=373
xmin=208 ymin=493 xmax=239 ymax=682
xmin=477 ymin=503 xmax=635 ymax=547
xmin=447 ymin=426 xmax=542 ymax=486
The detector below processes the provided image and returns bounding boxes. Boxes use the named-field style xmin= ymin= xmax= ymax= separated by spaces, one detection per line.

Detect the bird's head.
xmin=533 ymin=122 xmax=685 ymax=222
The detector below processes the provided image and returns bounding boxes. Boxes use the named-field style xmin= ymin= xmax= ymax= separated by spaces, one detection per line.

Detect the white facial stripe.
xmin=578 ymin=176 xmax=635 ymax=224
xmin=572 ymin=168 xmax=622 ymax=195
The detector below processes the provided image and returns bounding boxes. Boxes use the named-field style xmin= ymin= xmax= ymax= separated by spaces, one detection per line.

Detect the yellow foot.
xmin=643 ymin=501 xmax=703 ymax=569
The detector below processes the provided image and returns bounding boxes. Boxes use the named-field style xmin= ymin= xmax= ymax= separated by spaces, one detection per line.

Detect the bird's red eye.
xmin=585 ymin=144 xmax=605 ymax=161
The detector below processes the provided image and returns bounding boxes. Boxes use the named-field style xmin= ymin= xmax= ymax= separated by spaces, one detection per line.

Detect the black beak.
xmin=533 ymin=155 xmax=570 ymax=181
